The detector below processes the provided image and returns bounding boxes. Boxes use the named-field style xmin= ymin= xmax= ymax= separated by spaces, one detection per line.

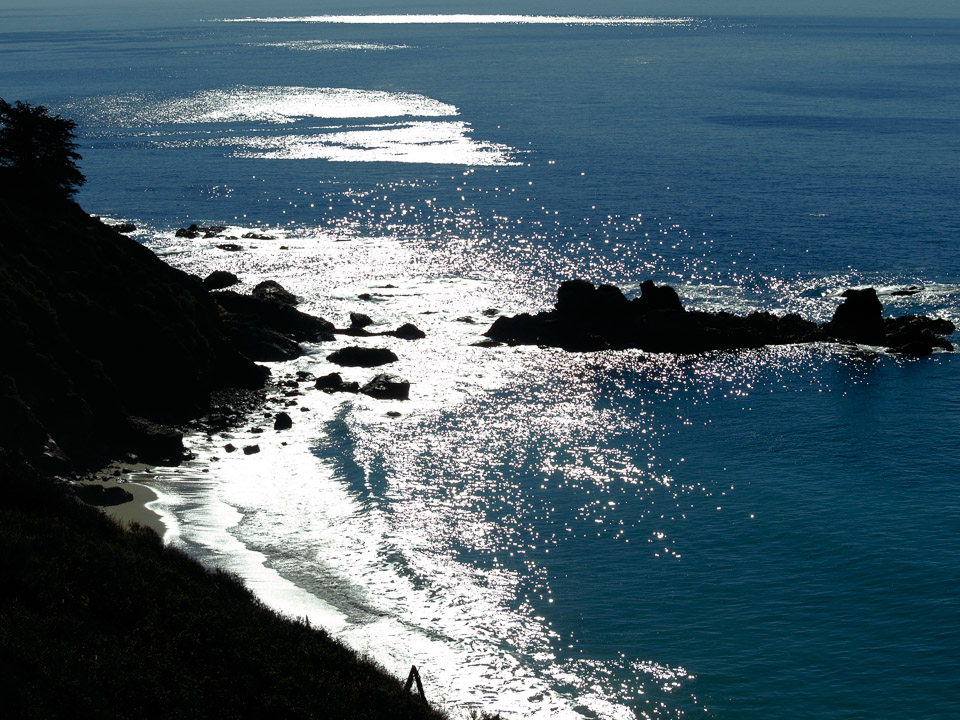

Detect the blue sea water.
xmin=3 ymin=6 xmax=960 ymax=719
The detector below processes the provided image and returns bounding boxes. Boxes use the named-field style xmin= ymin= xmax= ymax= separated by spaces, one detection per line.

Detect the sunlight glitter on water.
xmin=221 ymin=122 xmax=520 ymax=165
xmin=74 ymin=87 xmax=457 ymax=127
xmin=220 ymin=15 xmax=693 ymax=26
xmin=247 ymin=40 xmax=413 ymax=51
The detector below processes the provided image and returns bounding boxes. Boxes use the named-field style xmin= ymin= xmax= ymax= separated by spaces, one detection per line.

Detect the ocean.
xmin=3 ymin=5 xmax=959 ymax=718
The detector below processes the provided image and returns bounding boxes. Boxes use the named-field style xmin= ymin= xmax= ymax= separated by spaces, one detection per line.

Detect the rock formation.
xmin=485 ymin=280 xmax=954 ymax=356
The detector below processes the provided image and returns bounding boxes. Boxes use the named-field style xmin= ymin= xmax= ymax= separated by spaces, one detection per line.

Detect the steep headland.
xmin=0 ymin=186 xmax=268 ymax=466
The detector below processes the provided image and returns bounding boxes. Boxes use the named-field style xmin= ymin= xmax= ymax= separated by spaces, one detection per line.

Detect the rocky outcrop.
xmin=314 ymin=372 xmax=360 ymax=393
xmin=73 ymin=483 xmax=134 ymax=506
xmin=213 ymin=290 xmax=335 ymax=362
xmin=125 ymin=416 xmax=185 ymax=466
xmin=360 ymin=374 xmax=410 ymax=400
xmin=327 ymin=346 xmax=399 ymax=367
xmin=0 ymin=188 xmax=267 ymax=465
xmin=350 ymin=312 xmax=373 ymax=330
xmin=385 ymin=323 xmax=426 ymax=340
xmin=252 ymin=280 xmax=298 ymax=306
xmin=203 ymin=271 xmax=240 ymax=290
xmin=485 ymin=280 xmax=955 ymax=356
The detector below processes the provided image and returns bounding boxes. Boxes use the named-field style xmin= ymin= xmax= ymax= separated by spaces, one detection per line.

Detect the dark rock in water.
xmin=214 ymin=291 xmax=334 ymax=342
xmin=471 ymin=340 xmax=502 ymax=348
xmin=295 ymin=371 xmax=315 ymax=382
xmin=125 ymin=417 xmax=184 ymax=466
xmin=176 ymin=224 xmax=201 ymax=239
xmin=358 ymin=293 xmax=373 ymax=301
xmin=327 ymin=346 xmax=399 ymax=367
xmin=636 ymin=280 xmax=684 ymax=313
xmin=273 ymin=412 xmax=293 ymax=431
xmin=217 ymin=243 xmax=243 ymax=252
xmin=213 ymin=290 xmax=335 ymax=361
xmin=827 ymin=288 xmax=886 ymax=344
xmin=241 ymin=231 xmax=274 ymax=240
xmin=224 ymin=443 xmax=237 ymax=453
xmin=314 ymin=372 xmax=360 ymax=393
xmin=386 ymin=411 xmax=402 ymax=417
xmin=482 ymin=308 xmax=499 ymax=317
xmin=252 ymin=280 xmax=298 ymax=306
xmin=485 ymin=279 xmax=955 ymax=356
xmin=203 ymin=270 xmax=240 ymax=290
xmin=242 ymin=444 xmax=260 ymax=455
xmin=890 ymin=286 xmax=923 ymax=297
xmin=250 ymin=427 xmax=264 ymax=434
xmin=74 ymin=484 xmax=134 ymax=507
xmin=456 ymin=316 xmax=477 ymax=324
xmin=361 ymin=373 xmax=410 ymax=400
xmin=113 ymin=223 xmax=137 ymax=234
xmin=350 ymin=312 xmax=373 ymax=329
xmin=219 ymin=319 xmax=303 ymax=361
xmin=177 ymin=223 xmax=227 ymax=239
xmin=386 ymin=322 xmax=426 ymax=340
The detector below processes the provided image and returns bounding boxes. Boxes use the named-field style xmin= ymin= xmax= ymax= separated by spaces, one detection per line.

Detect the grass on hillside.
xmin=0 ymin=453 xmax=448 ymax=720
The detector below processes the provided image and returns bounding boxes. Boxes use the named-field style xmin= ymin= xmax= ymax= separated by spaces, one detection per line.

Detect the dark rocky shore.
xmin=485 ymin=279 xmax=955 ymax=356
xmin=0 ymin=187 xmax=422 ymax=471
xmin=0 ymin=186 xmax=447 ymax=719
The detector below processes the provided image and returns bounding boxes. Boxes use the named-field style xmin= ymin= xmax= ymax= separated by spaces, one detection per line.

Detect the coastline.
xmin=80 ymin=477 xmax=167 ymax=537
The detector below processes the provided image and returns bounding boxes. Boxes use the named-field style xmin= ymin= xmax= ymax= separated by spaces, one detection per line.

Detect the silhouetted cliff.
xmin=0 ymin=186 xmax=266 ymax=465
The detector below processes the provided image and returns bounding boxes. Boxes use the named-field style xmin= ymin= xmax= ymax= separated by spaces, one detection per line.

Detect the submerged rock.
xmin=273 ymin=412 xmax=293 ymax=431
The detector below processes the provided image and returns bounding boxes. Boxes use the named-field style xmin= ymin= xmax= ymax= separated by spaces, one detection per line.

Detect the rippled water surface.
xmin=3 ymin=6 xmax=959 ymax=719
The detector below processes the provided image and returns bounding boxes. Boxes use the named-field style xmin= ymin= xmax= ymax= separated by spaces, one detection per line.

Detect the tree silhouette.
xmin=0 ymin=98 xmax=85 ymax=197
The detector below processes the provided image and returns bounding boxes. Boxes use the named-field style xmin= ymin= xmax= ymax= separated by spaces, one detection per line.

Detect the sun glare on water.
xmin=218 ymin=15 xmax=692 ymax=26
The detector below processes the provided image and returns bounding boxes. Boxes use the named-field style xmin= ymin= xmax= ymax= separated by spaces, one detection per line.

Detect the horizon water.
xmin=2 ymin=7 xmax=959 ymax=719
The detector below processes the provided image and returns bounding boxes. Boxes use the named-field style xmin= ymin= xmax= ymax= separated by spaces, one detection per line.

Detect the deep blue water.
xmin=3 ymin=8 xmax=959 ymax=719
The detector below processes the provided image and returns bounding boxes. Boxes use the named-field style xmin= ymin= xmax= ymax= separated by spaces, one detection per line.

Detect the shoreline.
xmin=78 ymin=474 xmax=167 ymax=538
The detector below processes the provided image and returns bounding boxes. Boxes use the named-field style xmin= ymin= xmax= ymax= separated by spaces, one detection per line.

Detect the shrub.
xmin=0 ymin=98 xmax=85 ymax=197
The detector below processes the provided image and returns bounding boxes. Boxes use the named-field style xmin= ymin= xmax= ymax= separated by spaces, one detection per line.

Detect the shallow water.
xmin=3 ymin=7 xmax=959 ymax=719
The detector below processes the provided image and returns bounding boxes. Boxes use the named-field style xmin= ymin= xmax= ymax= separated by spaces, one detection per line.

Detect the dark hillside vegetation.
xmin=0 ymin=453 xmax=445 ymax=720
xmin=0 ymin=183 xmax=266 ymax=465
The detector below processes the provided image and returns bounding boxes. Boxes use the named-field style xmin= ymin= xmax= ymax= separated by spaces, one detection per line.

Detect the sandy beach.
xmin=78 ymin=477 xmax=167 ymax=537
